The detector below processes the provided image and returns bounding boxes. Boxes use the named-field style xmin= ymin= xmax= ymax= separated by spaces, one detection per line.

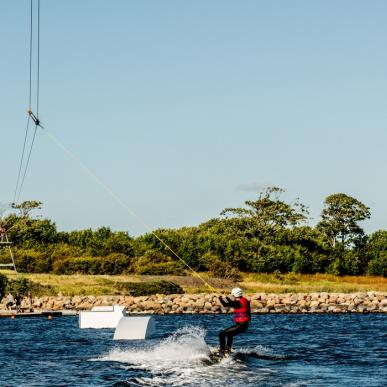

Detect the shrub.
xmin=6 ymin=277 xmax=55 ymax=296
xmin=0 ymin=273 xmax=8 ymax=300
xmin=367 ymin=230 xmax=387 ymax=252
xmin=5 ymin=218 xmax=58 ymax=248
xmin=51 ymin=244 xmax=83 ymax=261
xmin=327 ymin=250 xmax=362 ymax=276
xmin=116 ymin=280 xmax=183 ymax=296
xmin=367 ymin=252 xmax=387 ymax=277
xmin=199 ymin=252 xmax=241 ymax=281
xmin=53 ymin=253 xmax=131 ymax=275
xmin=248 ymin=245 xmax=290 ymax=273
xmin=291 ymin=249 xmax=319 ymax=274
xmin=13 ymin=248 xmax=52 ymax=273
xmin=342 ymin=251 xmax=362 ymax=275
xmin=133 ymin=250 xmax=184 ymax=275
xmin=58 ymin=228 xmax=136 ymax=257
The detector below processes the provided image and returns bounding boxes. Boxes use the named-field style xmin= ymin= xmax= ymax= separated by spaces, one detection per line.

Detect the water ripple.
xmin=0 ymin=314 xmax=386 ymax=386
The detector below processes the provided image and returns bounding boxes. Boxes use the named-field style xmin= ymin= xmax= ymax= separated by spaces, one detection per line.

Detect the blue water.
xmin=0 ymin=314 xmax=386 ymax=386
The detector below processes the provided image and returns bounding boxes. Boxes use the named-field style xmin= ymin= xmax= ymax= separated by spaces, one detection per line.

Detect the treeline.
xmin=0 ymin=188 xmax=386 ymax=277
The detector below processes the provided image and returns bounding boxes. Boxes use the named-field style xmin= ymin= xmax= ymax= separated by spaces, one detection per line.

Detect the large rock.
xmin=1 ymin=291 xmax=386 ymax=314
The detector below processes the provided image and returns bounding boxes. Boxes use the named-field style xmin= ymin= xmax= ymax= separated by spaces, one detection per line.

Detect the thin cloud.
xmin=236 ymin=181 xmax=273 ymax=192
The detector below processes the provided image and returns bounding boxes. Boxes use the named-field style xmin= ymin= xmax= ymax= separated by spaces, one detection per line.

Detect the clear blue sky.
xmin=1 ymin=1 xmax=386 ymax=235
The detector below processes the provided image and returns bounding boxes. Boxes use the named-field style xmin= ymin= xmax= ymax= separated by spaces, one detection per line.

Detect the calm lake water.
xmin=0 ymin=313 xmax=386 ymax=386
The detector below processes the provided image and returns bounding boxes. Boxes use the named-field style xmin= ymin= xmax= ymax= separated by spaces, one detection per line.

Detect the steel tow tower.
xmin=0 ymin=226 xmax=17 ymax=273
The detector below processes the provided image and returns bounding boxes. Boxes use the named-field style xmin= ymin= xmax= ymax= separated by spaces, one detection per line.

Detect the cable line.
xmin=14 ymin=0 xmax=34 ymax=203
xmin=36 ymin=0 xmax=40 ymax=116
xmin=13 ymin=116 xmax=31 ymax=203
xmin=44 ymin=128 xmax=217 ymax=292
xmin=28 ymin=0 xmax=33 ymax=110
xmin=14 ymin=0 xmax=41 ymax=204
xmin=15 ymin=124 xmax=38 ymax=204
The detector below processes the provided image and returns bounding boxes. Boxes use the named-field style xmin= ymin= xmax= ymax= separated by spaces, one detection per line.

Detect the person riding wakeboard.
xmin=217 ymin=287 xmax=251 ymax=355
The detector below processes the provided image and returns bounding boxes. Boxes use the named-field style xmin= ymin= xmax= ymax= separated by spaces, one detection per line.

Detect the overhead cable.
xmin=14 ymin=0 xmax=41 ymax=204
xmin=13 ymin=116 xmax=31 ymax=203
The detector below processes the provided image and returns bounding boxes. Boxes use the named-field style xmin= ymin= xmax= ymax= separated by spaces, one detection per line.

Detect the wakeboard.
xmin=203 ymin=348 xmax=290 ymax=365
xmin=203 ymin=348 xmax=233 ymax=364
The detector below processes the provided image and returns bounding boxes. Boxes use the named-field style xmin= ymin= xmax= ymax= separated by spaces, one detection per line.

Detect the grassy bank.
xmin=1 ymin=271 xmax=236 ymax=296
xmin=2 ymin=270 xmax=386 ymax=296
xmin=240 ymin=273 xmax=387 ymax=293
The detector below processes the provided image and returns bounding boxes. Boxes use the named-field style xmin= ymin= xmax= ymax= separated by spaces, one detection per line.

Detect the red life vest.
xmin=233 ymin=296 xmax=251 ymax=323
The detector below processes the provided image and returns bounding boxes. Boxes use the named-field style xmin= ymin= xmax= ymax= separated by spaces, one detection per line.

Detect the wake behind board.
xmin=234 ymin=351 xmax=294 ymax=361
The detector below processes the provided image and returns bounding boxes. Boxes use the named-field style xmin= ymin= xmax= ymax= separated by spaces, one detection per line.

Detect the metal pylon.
xmin=0 ymin=227 xmax=17 ymax=273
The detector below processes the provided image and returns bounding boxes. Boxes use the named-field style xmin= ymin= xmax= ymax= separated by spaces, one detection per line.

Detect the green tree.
xmin=220 ymin=186 xmax=309 ymax=238
xmin=12 ymin=201 xmax=42 ymax=218
xmin=364 ymin=230 xmax=387 ymax=276
xmin=6 ymin=218 xmax=58 ymax=248
xmin=367 ymin=253 xmax=387 ymax=277
xmin=366 ymin=230 xmax=387 ymax=253
xmin=317 ymin=193 xmax=370 ymax=248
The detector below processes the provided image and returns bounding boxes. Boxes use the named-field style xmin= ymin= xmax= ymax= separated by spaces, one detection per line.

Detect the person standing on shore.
xmin=218 ymin=287 xmax=251 ymax=355
xmin=28 ymin=290 xmax=33 ymax=312
xmin=15 ymin=293 xmax=22 ymax=313
xmin=6 ymin=292 xmax=14 ymax=311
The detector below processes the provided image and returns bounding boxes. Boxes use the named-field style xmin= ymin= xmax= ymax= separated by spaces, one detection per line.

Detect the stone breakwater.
xmin=2 ymin=292 xmax=386 ymax=313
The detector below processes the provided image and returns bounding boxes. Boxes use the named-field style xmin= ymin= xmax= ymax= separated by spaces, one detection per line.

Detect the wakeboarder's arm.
xmin=219 ymin=296 xmax=230 ymax=307
xmin=219 ymin=296 xmax=242 ymax=308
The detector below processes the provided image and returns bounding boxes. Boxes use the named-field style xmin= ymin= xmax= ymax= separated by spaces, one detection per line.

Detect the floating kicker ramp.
xmin=79 ymin=305 xmax=156 ymax=339
xmin=79 ymin=305 xmax=126 ymax=329
xmin=113 ymin=316 xmax=156 ymax=340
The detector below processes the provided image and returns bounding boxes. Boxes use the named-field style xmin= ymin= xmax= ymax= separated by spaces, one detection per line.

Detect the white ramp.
xmin=79 ymin=305 xmax=126 ymax=329
xmin=113 ymin=316 xmax=156 ymax=340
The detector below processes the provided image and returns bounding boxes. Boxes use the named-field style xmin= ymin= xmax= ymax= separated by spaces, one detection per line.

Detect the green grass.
xmin=240 ymin=272 xmax=387 ymax=293
xmin=1 ymin=270 xmax=386 ymax=296
xmin=1 ymin=272 xmax=236 ymax=296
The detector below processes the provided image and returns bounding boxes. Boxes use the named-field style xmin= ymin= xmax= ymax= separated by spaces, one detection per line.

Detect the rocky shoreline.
xmin=1 ymin=292 xmax=386 ymax=314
